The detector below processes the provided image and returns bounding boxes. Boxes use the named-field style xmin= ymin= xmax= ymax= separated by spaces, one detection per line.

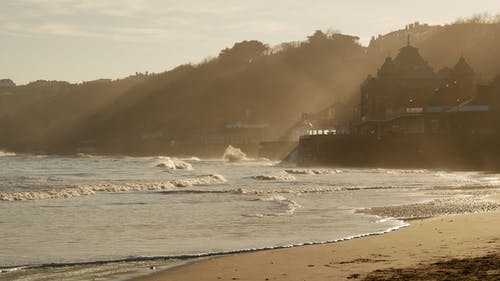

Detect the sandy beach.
xmin=134 ymin=210 xmax=500 ymax=281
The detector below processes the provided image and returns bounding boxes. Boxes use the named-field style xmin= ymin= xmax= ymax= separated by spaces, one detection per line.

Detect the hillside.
xmin=1 ymin=21 xmax=500 ymax=155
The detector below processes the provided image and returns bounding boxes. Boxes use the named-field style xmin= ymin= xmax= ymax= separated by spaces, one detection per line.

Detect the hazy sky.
xmin=1 ymin=0 xmax=499 ymax=85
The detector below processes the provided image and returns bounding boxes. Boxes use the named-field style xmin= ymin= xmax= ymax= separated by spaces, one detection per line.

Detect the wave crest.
xmin=0 ymin=186 xmax=96 ymax=201
xmin=156 ymin=158 xmax=193 ymax=170
xmin=170 ymin=174 xmax=227 ymax=187
xmin=253 ymin=194 xmax=301 ymax=216
xmin=250 ymin=174 xmax=296 ymax=181
xmin=0 ymin=174 xmax=227 ymax=201
xmin=284 ymin=169 xmax=340 ymax=175
xmin=0 ymin=150 xmax=16 ymax=157
xmin=222 ymin=145 xmax=247 ymax=162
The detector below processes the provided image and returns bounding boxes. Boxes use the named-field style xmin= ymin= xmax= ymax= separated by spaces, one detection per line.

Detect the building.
xmin=297 ymin=40 xmax=500 ymax=169
xmin=358 ymin=38 xmax=479 ymax=136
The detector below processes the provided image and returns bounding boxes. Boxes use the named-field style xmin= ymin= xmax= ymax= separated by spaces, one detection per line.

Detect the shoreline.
xmin=132 ymin=210 xmax=500 ymax=281
xmin=0 ymin=221 xmax=409 ymax=271
xmin=2 ymin=194 xmax=498 ymax=280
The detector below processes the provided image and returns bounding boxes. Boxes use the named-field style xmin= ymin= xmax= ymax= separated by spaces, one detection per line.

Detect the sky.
xmin=1 ymin=0 xmax=499 ymax=85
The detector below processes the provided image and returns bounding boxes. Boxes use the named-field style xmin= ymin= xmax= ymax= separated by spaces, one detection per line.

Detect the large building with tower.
xmin=297 ymin=39 xmax=500 ymax=169
xmin=358 ymin=38 xmax=480 ymax=135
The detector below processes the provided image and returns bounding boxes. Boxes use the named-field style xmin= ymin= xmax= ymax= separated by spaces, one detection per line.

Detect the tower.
xmin=453 ymin=56 xmax=475 ymax=96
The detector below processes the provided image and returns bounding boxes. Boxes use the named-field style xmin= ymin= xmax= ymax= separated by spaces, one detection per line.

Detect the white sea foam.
xmin=0 ymin=150 xmax=16 ymax=157
xmin=434 ymin=171 xmax=481 ymax=185
xmin=156 ymin=159 xmax=176 ymax=169
xmin=0 ymin=183 xmax=376 ymax=201
xmin=258 ymin=194 xmax=289 ymax=202
xmin=376 ymin=168 xmax=428 ymax=175
xmin=222 ymin=145 xmax=247 ymax=162
xmin=284 ymin=168 xmax=340 ymax=175
xmin=376 ymin=217 xmax=396 ymax=223
xmin=172 ymin=160 xmax=193 ymax=170
xmin=0 ymin=186 xmax=97 ymax=201
xmin=92 ymin=182 xmax=174 ymax=192
xmin=170 ymin=174 xmax=227 ymax=187
xmin=157 ymin=186 xmax=345 ymax=196
xmin=1 ymin=180 xmax=409 ymax=202
xmin=250 ymin=174 xmax=296 ymax=181
xmin=0 ymin=174 xmax=227 ymax=201
xmin=76 ymin=153 xmax=95 ymax=158
xmin=254 ymin=194 xmax=301 ymax=216
xmin=156 ymin=157 xmax=193 ymax=170
xmin=182 ymin=156 xmax=201 ymax=162
xmin=237 ymin=186 xmax=344 ymax=196
xmin=0 ymin=266 xmax=27 ymax=273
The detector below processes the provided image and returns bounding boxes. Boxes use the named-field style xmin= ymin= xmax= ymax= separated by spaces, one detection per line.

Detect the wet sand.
xmin=134 ymin=210 xmax=500 ymax=281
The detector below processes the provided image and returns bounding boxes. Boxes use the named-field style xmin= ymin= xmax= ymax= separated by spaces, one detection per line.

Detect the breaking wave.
xmin=169 ymin=174 xmax=226 ymax=187
xmin=157 ymin=186 xmax=344 ymax=196
xmin=254 ymin=194 xmax=301 ymax=216
xmin=222 ymin=145 xmax=247 ymax=162
xmin=0 ymin=174 xmax=227 ymax=201
xmin=0 ymin=150 xmax=16 ymax=157
xmin=157 ymin=185 xmax=390 ymax=197
xmin=182 ymin=156 xmax=201 ymax=162
xmin=156 ymin=157 xmax=193 ymax=170
xmin=250 ymin=174 xmax=296 ymax=181
xmin=375 ymin=168 xmax=428 ymax=174
xmin=76 ymin=153 xmax=96 ymax=158
xmin=284 ymin=168 xmax=341 ymax=175
xmin=434 ymin=171 xmax=481 ymax=185
xmin=0 ymin=186 xmax=96 ymax=201
xmin=0 ymin=178 xmax=440 ymax=202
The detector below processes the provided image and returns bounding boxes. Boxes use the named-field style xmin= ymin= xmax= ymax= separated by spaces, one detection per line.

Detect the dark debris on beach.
xmin=362 ymin=254 xmax=500 ymax=280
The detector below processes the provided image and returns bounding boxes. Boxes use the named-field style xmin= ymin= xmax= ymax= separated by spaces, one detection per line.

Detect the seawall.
xmin=298 ymin=133 xmax=500 ymax=170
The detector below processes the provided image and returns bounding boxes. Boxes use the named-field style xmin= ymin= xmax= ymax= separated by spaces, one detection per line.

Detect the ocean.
xmin=0 ymin=152 xmax=498 ymax=280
